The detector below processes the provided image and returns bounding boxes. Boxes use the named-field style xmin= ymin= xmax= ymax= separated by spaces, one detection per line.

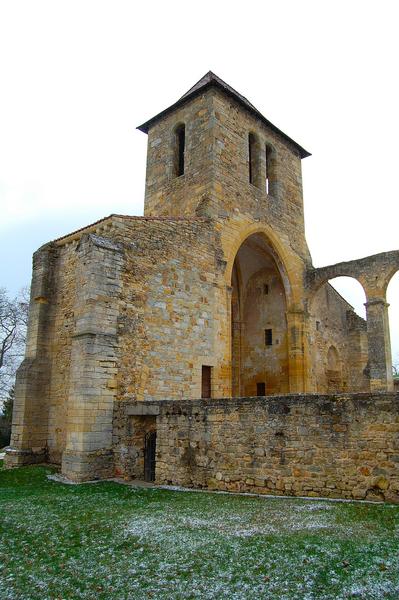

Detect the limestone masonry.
xmin=6 ymin=72 xmax=399 ymax=502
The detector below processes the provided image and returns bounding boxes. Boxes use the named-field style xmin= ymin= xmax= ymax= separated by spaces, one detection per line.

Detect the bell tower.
xmin=138 ymin=71 xmax=311 ymax=261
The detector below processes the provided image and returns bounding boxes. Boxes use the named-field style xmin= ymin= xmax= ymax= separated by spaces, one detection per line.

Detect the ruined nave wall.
xmin=309 ymin=283 xmax=369 ymax=393
xmin=152 ymin=393 xmax=399 ymax=503
xmin=109 ymin=216 xmax=228 ymax=403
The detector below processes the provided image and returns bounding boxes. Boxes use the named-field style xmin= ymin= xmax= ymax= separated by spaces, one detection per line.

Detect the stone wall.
xmin=306 ymin=251 xmax=399 ymax=391
xmin=140 ymin=393 xmax=399 ymax=503
xmin=144 ymin=92 xmax=215 ymax=218
xmin=211 ymin=88 xmax=311 ymax=264
xmin=7 ymin=244 xmax=57 ymax=466
xmin=46 ymin=241 xmax=78 ymax=463
xmin=309 ymin=283 xmax=368 ymax=393
xmin=108 ymin=216 xmax=225 ymax=401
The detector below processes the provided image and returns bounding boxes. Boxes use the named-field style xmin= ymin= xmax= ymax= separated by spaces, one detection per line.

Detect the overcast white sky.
xmin=1 ymin=0 xmax=399 ymax=356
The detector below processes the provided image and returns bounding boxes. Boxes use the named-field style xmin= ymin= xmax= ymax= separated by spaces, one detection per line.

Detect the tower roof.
xmin=137 ymin=71 xmax=311 ymax=159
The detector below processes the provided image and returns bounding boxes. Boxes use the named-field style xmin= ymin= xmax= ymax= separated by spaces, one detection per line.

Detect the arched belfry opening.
xmin=173 ymin=123 xmax=185 ymax=177
xmin=231 ymin=233 xmax=289 ymax=396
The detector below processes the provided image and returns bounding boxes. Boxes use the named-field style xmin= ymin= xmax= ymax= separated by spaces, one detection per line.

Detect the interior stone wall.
xmin=150 ymin=393 xmax=399 ymax=503
xmin=238 ymin=265 xmax=288 ymax=396
xmin=309 ymin=283 xmax=369 ymax=392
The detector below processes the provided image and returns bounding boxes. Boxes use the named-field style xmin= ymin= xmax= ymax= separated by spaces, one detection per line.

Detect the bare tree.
xmin=0 ymin=385 xmax=14 ymax=446
xmin=0 ymin=287 xmax=29 ymax=404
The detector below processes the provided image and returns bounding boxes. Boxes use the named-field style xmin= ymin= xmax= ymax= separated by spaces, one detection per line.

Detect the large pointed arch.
xmin=224 ymin=222 xmax=302 ymax=310
xmin=229 ymin=229 xmax=291 ymax=396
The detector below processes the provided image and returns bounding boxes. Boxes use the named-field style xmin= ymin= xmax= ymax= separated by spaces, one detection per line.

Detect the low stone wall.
xmin=150 ymin=393 xmax=399 ymax=502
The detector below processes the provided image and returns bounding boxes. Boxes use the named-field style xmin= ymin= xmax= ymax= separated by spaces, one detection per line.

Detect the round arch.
xmin=306 ymin=272 xmax=368 ymax=308
xmin=308 ymin=275 xmax=369 ymax=394
xmin=387 ymin=271 xmax=399 ymax=371
xmin=381 ymin=265 xmax=399 ymax=295
xmin=321 ymin=276 xmax=367 ymax=319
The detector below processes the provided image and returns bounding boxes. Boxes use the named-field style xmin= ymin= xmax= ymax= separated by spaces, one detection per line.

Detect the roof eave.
xmin=136 ymin=80 xmax=311 ymax=159
xmin=136 ymin=80 xmax=214 ymax=134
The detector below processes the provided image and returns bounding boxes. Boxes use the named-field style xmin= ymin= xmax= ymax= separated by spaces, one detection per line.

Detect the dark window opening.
xmin=174 ymin=124 xmax=185 ymax=177
xmin=144 ymin=431 xmax=156 ymax=482
xmin=265 ymin=328 xmax=273 ymax=346
xmin=249 ymin=134 xmax=254 ymax=184
xmin=201 ymin=365 xmax=212 ymax=399
xmin=265 ymin=143 xmax=275 ymax=195
xmin=265 ymin=144 xmax=270 ymax=194
xmin=256 ymin=382 xmax=266 ymax=396
xmin=316 ymin=320 xmax=320 ymax=331
xmin=248 ymin=132 xmax=261 ymax=188
xmin=263 ymin=284 xmax=269 ymax=295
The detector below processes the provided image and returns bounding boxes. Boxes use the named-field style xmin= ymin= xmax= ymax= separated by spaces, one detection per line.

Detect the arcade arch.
xmin=308 ymin=277 xmax=368 ymax=392
xmin=387 ymin=270 xmax=399 ymax=379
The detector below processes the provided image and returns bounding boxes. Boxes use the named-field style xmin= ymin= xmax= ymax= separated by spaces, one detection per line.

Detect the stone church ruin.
xmin=6 ymin=72 xmax=399 ymax=502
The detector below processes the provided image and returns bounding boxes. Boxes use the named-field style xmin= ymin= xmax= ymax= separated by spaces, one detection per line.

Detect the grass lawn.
xmin=0 ymin=461 xmax=398 ymax=599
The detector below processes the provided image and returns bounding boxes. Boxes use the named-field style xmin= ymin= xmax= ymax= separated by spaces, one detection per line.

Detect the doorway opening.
xmin=144 ymin=431 xmax=157 ymax=482
xmin=128 ymin=415 xmax=157 ymax=481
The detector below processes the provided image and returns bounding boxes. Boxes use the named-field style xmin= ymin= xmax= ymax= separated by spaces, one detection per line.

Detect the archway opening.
xmin=387 ymin=270 xmax=399 ymax=386
xmin=231 ymin=233 xmax=288 ymax=397
xmin=309 ymin=277 xmax=368 ymax=392
xmin=328 ymin=277 xmax=366 ymax=319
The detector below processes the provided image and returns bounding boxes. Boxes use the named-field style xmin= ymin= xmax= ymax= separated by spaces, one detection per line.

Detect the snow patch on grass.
xmin=1 ymin=467 xmax=399 ymax=600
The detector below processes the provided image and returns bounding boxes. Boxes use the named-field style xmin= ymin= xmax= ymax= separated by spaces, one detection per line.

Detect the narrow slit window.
xmin=249 ymin=133 xmax=254 ymax=184
xmin=265 ymin=328 xmax=273 ymax=346
xmin=174 ymin=124 xmax=185 ymax=177
xmin=265 ymin=143 xmax=275 ymax=195
xmin=248 ymin=132 xmax=261 ymax=188
xmin=256 ymin=382 xmax=266 ymax=396
xmin=263 ymin=284 xmax=269 ymax=295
